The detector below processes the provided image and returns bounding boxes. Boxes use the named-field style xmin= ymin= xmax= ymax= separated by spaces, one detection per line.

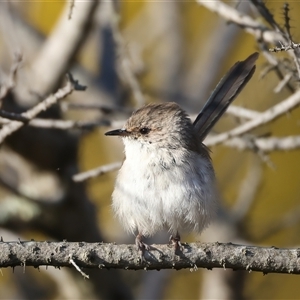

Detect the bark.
xmin=1 ymin=241 xmax=299 ymax=275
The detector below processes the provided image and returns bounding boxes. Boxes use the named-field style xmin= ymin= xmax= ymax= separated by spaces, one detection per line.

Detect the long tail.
xmin=193 ymin=52 xmax=259 ymax=141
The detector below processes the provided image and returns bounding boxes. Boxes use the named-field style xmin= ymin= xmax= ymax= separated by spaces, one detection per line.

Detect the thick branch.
xmin=1 ymin=241 xmax=300 ymax=275
xmin=29 ymin=1 xmax=99 ymax=96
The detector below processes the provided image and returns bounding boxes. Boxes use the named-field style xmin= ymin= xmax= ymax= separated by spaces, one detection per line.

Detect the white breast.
xmin=112 ymin=139 xmax=217 ymax=237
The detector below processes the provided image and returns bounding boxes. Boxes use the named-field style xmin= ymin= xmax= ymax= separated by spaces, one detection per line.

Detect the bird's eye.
xmin=139 ymin=127 xmax=150 ymax=135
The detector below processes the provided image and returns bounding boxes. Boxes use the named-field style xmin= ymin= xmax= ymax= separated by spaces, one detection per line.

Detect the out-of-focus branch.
xmin=0 ymin=117 xmax=124 ymax=130
xmin=1 ymin=241 xmax=300 ymax=275
xmin=270 ymin=42 xmax=300 ymax=53
xmin=73 ymin=162 xmax=122 ymax=182
xmin=274 ymin=73 xmax=293 ymax=93
xmin=198 ymin=0 xmax=300 ymax=92
xmin=109 ymin=2 xmax=146 ymax=107
xmin=249 ymin=0 xmax=283 ymax=32
xmin=0 ymin=76 xmax=75 ymax=144
xmin=62 ymin=102 xmax=131 ymax=114
xmin=231 ymin=155 xmax=262 ymax=222
xmin=223 ymin=135 xmax=300 ymax=152
xmin=282 ymin=3 xmax=300 ymax=79
xmin=0 ymin=2 xmax=115 ymax=110
xmin=226 ymin=105 xmax=262 ymax=119
xmin=190 ymin=105 xmax=260 ymax=125
xmin=205 ymin=89 xmax=300 ymax=146
xmin=196 ymin=0 xmax=283 ymax=43
xmin=259 ymin=46 xmax=296 ymax=93
xmin=0 ymin=53 xmax=22 ymax=101
xmin=27 ymin=1 xmax=99 ymax=98
xmin=256 ymin=205 xmax=300 ymax=241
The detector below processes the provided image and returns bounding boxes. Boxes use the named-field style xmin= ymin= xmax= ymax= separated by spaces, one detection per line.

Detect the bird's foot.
xmin=169 ymin=233 xmax=183 ymax=253
xmin=135 ymin=234 xmax=150 ymax=261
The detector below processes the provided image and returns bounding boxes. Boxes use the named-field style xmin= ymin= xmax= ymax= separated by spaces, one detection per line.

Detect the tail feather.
xmin=193 ymin=52 xmax=259 ymax=140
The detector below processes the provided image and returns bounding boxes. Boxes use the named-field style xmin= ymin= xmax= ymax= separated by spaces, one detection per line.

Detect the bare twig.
xmin=109 ymin=3 xmax=146 ymax=107
xmin=223 ymin=135 xmax=300 ymax=152
xmin=260 ymin=42 xmax=296 ymax=93
xmin=283 ymin=3 xmax=292 ymax=42
xmin=190 ymin=106 xmax=260 ymax=125
xmin=205 ymin=89 xmax=300 ymax=146
xmin=0 ymin=117 xmax=124 ymax=131
xmin=232 ymin=155 xmax=262 ymax=222
xmin=0 ymin=76 xmax=75 ymax=144
xmin=0 ymin=110 xmax=29 ymax=122
xmin=19 ymin=119 xmax=106 ymax=130
xmin=29 ymin=1 xmax=98 ymax=98
xmin=269 ymin=42 xmax=300 ymax=53
xmin=226 ymin=105 xmax=262 ymax=120
xmin=69 ymin=256 xmax=89 ymax=279
xmin=273 ymin=73 xmax=293 ymax=93
xmin=291 ymin=51 xmax=300 ymax=81
xmin=198 ymin=0 xmax=300 ymax=82
xmin=252 ymin=2 xmax=300 ymax=81
xmin=0 ymin=52 xmax=22 ymax=101
xmin=249 ymin=0 xmax=283 ymax=32
xmin=191 ymin=106 xmax=261 ymax=128
xmin=73 ymin=162 xmax=122 ymax=182
xmin=257 ymin=205 xmax=300 ymax=241
xmin=283 ymin=3 xmax=300 ymax=78
xmin=62 ymin=102 xmax=131 ymax=114
xmin=196 ymin=0 xmax=283 ymax=43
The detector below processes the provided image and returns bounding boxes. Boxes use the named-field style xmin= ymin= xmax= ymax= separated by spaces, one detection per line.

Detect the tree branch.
xmin=73 ymin=162 xmax=122 ymax=182
xmin=205 ymin=89 xmax=300 ymax=146
xmin=0 ymin=75 xmax=75 ymax=144
xmin=0 ymin=52 xmax=22 ymax=101
xmin=223 ymin=135 xmax=300 ymax=152
xmin=29 ymin=1 xmax=99 ymax=97
xmin=196 ymin=0 xmax=283 ymax=43
xmin=1 ymin=241 xmax=300 ymax=275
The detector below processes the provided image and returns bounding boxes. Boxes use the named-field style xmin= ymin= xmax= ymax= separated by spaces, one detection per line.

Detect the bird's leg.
xmin=169 ymin=231 xmax=182 ymax=251
xmin=135 ymin=233 xmax=150 ymax=254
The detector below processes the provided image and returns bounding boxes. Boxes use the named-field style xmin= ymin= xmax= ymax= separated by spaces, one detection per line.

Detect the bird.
xmin=105 ymin=52 xmax=258 ymax=252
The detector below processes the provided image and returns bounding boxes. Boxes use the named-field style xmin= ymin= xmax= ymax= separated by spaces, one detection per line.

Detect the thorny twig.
xmin=269 ymin=42 xmax=300 ymax=53
xmin=265 ymin=3 xmax=300 ymax=79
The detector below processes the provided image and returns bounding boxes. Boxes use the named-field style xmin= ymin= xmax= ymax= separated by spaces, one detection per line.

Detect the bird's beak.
xmin=105 ymin=129 xmax=129 ymax=137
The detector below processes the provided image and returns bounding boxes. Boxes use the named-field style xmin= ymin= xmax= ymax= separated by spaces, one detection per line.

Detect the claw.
xmin=169 ymin=232 xmax=183 ymax=252
xmin=135 ymin=233 xmax=150 ymax=260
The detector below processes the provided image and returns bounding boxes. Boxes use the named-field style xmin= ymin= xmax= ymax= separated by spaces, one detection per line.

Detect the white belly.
xmin=112 ymin=140 xmax=217 ymax=237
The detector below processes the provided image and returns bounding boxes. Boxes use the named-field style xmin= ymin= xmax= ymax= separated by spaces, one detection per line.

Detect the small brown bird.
xmin=106 ymin=52 xmax=258 ymax=251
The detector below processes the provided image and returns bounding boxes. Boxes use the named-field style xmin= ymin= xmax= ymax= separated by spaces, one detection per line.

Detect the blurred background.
xmin=0 ymin=1 xmax=299 ymax=299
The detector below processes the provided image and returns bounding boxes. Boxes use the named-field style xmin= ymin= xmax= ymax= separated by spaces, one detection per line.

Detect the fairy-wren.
xmin=105 ymin=52 xmax=258 ymax=251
